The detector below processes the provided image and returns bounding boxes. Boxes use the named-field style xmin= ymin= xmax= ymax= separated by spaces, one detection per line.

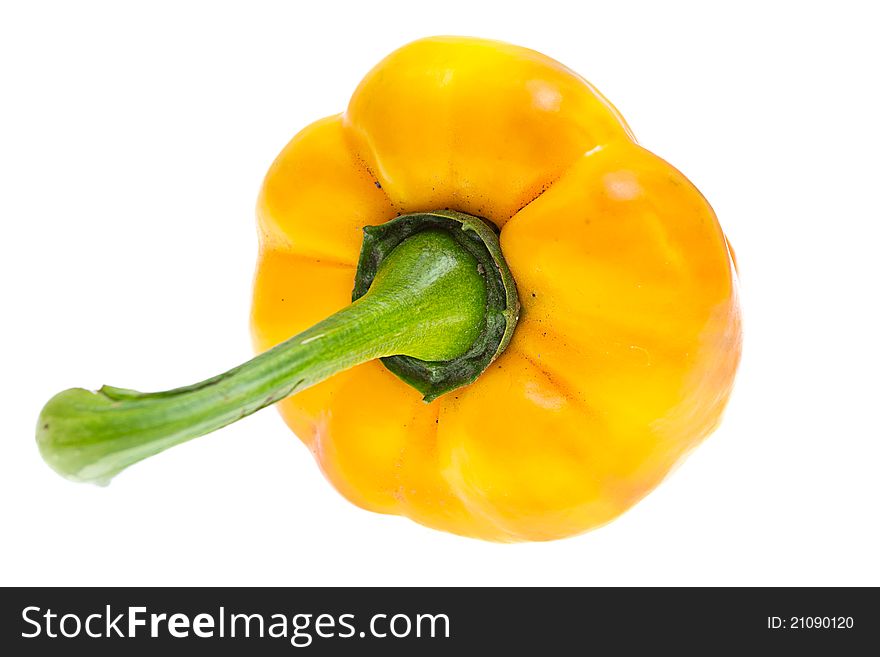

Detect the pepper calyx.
xmin=353 ymin=210 xmax=520 ymax=402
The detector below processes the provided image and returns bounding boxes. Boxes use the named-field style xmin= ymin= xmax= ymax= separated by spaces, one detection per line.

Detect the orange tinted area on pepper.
xmin=251 ymin=36 xmax=742 ymax=541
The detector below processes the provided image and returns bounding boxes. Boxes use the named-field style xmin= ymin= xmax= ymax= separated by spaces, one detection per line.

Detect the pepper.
xmin=37 ymin=37 xmax=741 ymax=542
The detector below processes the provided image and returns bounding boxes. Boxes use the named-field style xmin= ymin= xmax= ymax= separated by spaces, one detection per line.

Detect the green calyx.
xmin=354 ymin=210 xmax=520 ymax=402
xmin=36 ymin=211 xmax=520 ymax=484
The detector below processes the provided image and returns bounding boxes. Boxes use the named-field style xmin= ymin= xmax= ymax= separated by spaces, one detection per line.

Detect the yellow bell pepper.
xmin=253 ymin=37 xmax=741 ymax=541
xmin=37 ymin=36 xmax=741 ymax=543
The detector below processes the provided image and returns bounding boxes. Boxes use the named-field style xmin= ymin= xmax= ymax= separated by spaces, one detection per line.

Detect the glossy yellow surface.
xmin=252 ymin=37 xmax=742 ymax=541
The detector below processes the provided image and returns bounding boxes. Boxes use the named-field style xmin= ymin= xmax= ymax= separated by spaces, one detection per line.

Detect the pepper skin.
xmin=251 ymin=37 xmax=742 ymax=541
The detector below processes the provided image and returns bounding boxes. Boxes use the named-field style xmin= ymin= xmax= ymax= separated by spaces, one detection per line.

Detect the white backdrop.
xmin=2 ymin=0 xmax=877 ymax=586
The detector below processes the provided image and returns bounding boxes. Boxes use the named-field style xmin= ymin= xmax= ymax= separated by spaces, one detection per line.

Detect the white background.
xmin=2 ymin=0 xmax=878 ymax=586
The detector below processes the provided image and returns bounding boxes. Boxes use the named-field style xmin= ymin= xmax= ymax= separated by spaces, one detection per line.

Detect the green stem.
xmin=37 ymin=229 xmax=487 ymax=485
